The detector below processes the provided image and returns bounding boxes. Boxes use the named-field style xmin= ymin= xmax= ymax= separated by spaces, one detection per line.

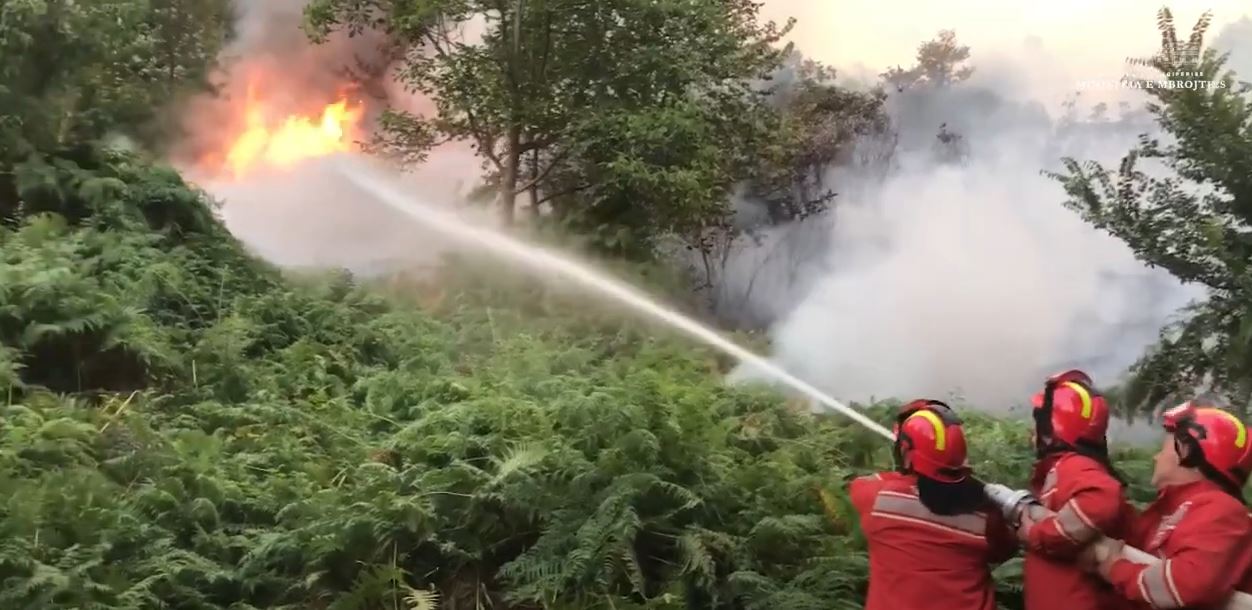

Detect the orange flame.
xmin=217 ymin=83 xmax=365 ymax=179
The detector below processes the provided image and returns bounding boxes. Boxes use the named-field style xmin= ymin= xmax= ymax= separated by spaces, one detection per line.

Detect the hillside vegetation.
xmin=5 ymin=2 xmax=1242 ymax=609
xmin=0 ymin=147 xmax=1158 ymax=610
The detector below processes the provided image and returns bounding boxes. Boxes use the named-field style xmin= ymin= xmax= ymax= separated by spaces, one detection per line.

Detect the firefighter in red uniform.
xmin=1015 ymin=369 xmax=1132 ymax=610
xmin=849 ymin=399 xmax=1017 ymax=610
xmin=1085 ymin=399 xmax=1252 ymax=609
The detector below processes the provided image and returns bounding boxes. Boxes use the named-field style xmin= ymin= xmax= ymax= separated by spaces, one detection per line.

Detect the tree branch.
xmin=535 ymin=183 xmax=592 ymax=206
xmin=512 ymin=146 xmax=570 ymax=194
xmin=464 ymin=109 xmax=503 ymax=170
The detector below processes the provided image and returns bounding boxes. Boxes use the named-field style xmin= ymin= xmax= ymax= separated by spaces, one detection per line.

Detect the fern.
xmin=403 ymin=586 xmax=440 ymax=610
xmin=0 ymin=146 xmax=1157 ymax=610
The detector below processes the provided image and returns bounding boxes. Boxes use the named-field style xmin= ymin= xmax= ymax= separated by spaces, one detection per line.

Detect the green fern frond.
xmin=403 ymin=586 xmax=441 ymax=610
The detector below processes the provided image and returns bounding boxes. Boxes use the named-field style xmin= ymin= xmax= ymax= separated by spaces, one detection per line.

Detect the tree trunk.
xmin=499 ymin=0 xmax=523 ymax=225
xmin=500 ymin=126 xmax=521 ymax=225
xmin=528 ymin=148 xmax=540 ymax=218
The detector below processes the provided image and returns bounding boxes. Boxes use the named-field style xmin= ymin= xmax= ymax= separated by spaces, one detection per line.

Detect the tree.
xmin=933 ymin=122 xmax=968 ymax=164
xmin=877 ymin=29 xmax=974 ymax=92
xmin=880 ymin=65 xmax=917 ymax=92
xmin=915 ymin=29 xmax=975 ymax=88
xmin=747 ymin=51 xmax=894 ymax=225
xmin=1045 ymin=8 xmax=1252 ymax=414
xmin=305 ymin=0 xmax=792 ymax=246
xmin=0 ymin=0 xmax=229 ymax=172
xmin=1089 ymin=101 xmax=1109 ymax=123
xmin=143 ymin=0 xmax=233 ymax=142
xmin=673 ymin=50 xmax=895 ymax=316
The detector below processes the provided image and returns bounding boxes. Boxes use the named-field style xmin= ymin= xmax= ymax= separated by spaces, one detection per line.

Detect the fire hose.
xmin=982 ymin=483 xmax=1252 ymax=609
xmin=341 ymin=157 xmax=1250 ymax=604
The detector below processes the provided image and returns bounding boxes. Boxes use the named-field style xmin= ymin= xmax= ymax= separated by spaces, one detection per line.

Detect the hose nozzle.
xmin=983 ymin=482 xmax=1039 ymax=526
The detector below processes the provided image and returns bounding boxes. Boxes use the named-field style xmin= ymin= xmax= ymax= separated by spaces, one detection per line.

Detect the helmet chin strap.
xmin=1175 ymin=434 xmax=1202 ymax=468
xmin=1034 ymin=377 xmax=1059 ymax=455
xmin=1033 ymin=420 xmax=1054 ymax=457
xmin=893 ymin=436 xmax=913 ymax=474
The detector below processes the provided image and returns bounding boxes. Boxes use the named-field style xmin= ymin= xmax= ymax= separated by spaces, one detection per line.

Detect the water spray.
xmin=333 ymin=157 xmax=1252 ymax=609
xmin=333 ymin=157 xmax=895 ymax=441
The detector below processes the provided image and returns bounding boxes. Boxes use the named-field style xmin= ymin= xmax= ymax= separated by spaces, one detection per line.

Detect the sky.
xmin=760 ymin=1 xmax=1250 ymax=106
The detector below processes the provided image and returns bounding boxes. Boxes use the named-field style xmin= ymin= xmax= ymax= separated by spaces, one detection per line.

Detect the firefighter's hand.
xmin=1095 ymin=538 xmax=1124 ymax=579
xmin=1076 ymin=538 xmax=1123 ymax=577
xmin=1015 ymin=513 xmax=1034 ymax=542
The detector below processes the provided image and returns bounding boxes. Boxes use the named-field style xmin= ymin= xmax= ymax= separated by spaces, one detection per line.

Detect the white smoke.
xmin=1213 ymin=15 xmax=1252 ymax=79
xmin=740 ymin=140 xmax=1202 ymax=409
xmin=195 ymin=151 xmax=483 ymax=273
xmin=726 ymin=4 xmax=1252 ymax=416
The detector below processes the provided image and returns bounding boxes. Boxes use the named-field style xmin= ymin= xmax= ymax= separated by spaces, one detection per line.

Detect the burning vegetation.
xmin=216 ymin=85 xmax=364 ymax=178
xmin=187 ymin=63 xmax=369 ymax=180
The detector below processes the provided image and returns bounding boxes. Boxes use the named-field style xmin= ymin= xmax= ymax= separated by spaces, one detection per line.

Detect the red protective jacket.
xmin=1106 ymin=479 xmax=1252 ymax=609
xmin=850 ymin=472 xmax=1018 ymax=610
xmin=1024 ymin=452 xmax=1132 ymax=610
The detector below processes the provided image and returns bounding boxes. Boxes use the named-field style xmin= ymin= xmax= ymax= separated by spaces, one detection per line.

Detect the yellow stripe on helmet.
xmin=909 ymin=409 xmax=947 ymax=451
xmin=1204 ymin=408 xmax=1248 ymax=449
xmin=1062 ymin=381 xmax=1093 ymax=419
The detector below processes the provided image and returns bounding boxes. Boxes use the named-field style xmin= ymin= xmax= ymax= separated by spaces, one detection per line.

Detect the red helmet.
xmin=892 ymin=399 xmax=971 ymax=483
xmin=1031 ymin=369 xmax=1109 ymax=447
xmin=1162 ymin=400 xmax=1252 ymax=489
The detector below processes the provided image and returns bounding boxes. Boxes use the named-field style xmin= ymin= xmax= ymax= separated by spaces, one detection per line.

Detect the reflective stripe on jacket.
xmin=850 ymin=471 xmax=1017 ymax=610
xmin=1024 ymin=452 xmax=1132 ymax=610
xmin=1108 ymin=479 xmax=1252 ymax=609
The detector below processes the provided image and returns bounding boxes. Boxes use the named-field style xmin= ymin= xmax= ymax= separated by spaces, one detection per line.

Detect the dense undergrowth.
xmin=0 ymin=148 xmax=1157 ymax=609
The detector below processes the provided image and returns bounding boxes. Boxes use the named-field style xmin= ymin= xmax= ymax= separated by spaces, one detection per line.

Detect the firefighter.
xmin=1015 ymin=369 xmax=1132 ymax=610
xmin=1083 ymin=398 xmax=1252 ymax=608
xmin=849 ymin=399 xmax=1017 ymax=610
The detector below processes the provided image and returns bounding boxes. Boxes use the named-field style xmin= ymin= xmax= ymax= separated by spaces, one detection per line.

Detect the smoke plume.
xmin=1213 ymin=15 xmax=1252 ymax=78
xmin=724 ymin=3 xmax=1250 ymax=423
